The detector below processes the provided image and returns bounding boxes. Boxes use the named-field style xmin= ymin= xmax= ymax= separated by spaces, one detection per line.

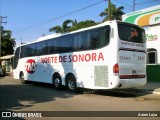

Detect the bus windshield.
xmin=118 ymin=23 xmax=146 ymax=43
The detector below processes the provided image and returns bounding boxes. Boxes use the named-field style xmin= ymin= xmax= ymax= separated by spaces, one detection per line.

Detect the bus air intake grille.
xmin=94 ymin=66 xmax=108 ymax=87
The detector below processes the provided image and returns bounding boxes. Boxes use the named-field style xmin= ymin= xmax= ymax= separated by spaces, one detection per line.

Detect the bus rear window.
xmin=118 ymin=23 xmax=146 ymax=43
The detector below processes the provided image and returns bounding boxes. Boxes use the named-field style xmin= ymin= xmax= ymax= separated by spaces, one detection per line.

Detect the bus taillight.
xmin=113 ymin=63 xmax=119 ymax=74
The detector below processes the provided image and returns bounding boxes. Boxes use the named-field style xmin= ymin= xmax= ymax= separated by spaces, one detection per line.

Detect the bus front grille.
xmin=94 ymin=65 xmax=108 ymax=87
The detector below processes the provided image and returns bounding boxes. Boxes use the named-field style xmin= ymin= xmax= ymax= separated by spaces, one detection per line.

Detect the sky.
xmin=1 ymin=0 xmax=160 ymax=47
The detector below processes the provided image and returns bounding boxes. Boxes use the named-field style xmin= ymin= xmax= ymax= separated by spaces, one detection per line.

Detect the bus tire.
xmin=53 ymin=74 xmax=62 ymax=90
xmin=20 ymin=72 xmax=25 ymax=84
xmin=66 ymin=75 xmax=77 ymax=93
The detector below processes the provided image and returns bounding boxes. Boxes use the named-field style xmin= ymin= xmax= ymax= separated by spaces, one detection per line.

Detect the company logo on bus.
xmin=25 ymin=59 xmax=37 ymax=74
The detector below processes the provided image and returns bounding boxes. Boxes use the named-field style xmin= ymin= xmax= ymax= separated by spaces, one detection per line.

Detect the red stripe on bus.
xmin=119 ymin=75 xmax=145 ymax=79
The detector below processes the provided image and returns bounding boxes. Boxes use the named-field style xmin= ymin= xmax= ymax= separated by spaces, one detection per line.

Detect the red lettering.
xmin=59 ymin=56 xmax=67 ymax=62
xmin=79 ymin=54 xmax=84 ymax=62
xmin=98 ymin=52 xmax=104 ymax=61
xmin=63 ymin=56 xmax=67 ymax=62
xmin=51 ymin=57 xmax=54 ymax=63
xmin=40 ymin=52 xmax=104 ymax=63
xmin=48 ymin=57 xmax=51 ymax=63
xmin=85 ymin=54 xmax=91 ymax=62
xmin=55 ymin=56 xmax=57 ymax=63
xmin=59 ymin=56 xmax=63 ymax=62
xmin=92 ymin=53 xmax=97 ymax=61
xmin=41 ymin=58 xmax=45 ymax=63
xmin=45 ymin=58 xmax=47 ymax=63
xmin=72 ymin=55 xmax=78 ymax=62
xmin=68 ymin=55 xmax=72 ymax=62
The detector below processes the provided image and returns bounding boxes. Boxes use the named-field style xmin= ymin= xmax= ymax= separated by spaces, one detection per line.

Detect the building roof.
xmin=0 ymin=55 xmax=14 ymax=60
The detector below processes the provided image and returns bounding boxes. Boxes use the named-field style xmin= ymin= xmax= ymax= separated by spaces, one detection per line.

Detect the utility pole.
xmin=0 ymin=16 xmax=7 ymax=57
xmin=133 ymin=0 xmax=136 ymax=12
xmin=108 ymin=0 xmax=111 ymax=21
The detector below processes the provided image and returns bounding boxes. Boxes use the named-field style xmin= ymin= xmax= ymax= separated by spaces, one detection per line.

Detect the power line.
xmin=112 ymin=0 xmax=132 ymax=7
xmin=135 ymin=0 xmax=159 ymax=5
xmin=113 ymin=0 xmax=159 ymax=12
xmin=13 ymin=0 xmax=106 ymax=34
xmin=132 ymin=0 xmax=159 ymax=11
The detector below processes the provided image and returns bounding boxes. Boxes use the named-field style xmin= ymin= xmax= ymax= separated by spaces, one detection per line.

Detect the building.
xmin=0 ymin=55 xmax=14 ymax=73
xmin=122 ymin=5 xmax=160 ymax=82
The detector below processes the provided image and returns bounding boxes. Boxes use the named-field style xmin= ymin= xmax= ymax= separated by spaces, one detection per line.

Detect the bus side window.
xmin=21 ymin=46 xmax=25 ymax=58
xmin=36 ymin=42 xmax=43 ymax=56
xmin=73 ymin=34 xmax=78 ymax=51
xmin=90 ymin=29 xmax=99 ymax=49
xmin=76 ymin=32 xmax=89 ymax=50
xmin=74 ymin=33 xmax=83 ymax=51
xmin=13 ymin=47 xmax=20 ymax=69
xmin=47 ymin=40 xmax=53 ymax=54
xmin=28 ymin=44 xmax=36 ymax=56
xmin=53 ymin=39 xmax=57 ymax=53
xmin=57 ymin=35 xmax=73 ymax=53
xmin=99 ymin=26 xmax=110 ymax=47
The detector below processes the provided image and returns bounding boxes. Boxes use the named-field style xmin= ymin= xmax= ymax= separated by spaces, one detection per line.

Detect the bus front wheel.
xmin=66 ymin=75 xmax=77 ymax=93
xmin=20 ymin=72 xmax=25 ymax=84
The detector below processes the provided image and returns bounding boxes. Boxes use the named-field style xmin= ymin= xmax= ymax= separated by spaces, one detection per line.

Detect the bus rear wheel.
xmin=66 ymin=75 xmax=77 ymax=93
xmin=53 ymin=74 xmax=62 ymax=90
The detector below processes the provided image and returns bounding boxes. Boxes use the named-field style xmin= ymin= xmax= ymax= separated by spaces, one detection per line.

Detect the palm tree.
xmin=62 ymin=19 xmax=73 ymax=32
xmin=49 ymin=19 xmax=97 ymax=33
xmin=100 ymin=2 xmax=125 ymax=22
xmin=49 ymin=19 xmax=73 ymax=33
xmin=49 ymin=25 xmax=63 ymax=33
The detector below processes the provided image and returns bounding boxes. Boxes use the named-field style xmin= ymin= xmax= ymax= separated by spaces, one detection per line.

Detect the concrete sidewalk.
xmin=133 ymin=82 xmax=160 ymax=95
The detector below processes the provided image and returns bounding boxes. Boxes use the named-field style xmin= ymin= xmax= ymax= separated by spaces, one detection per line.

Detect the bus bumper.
xmin=117 ymin=78 xmax=147 ymax=89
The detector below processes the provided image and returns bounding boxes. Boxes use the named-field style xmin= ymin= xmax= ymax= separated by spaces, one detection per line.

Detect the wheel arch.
xmin=19 ymin=71 xmax=24 ymax=79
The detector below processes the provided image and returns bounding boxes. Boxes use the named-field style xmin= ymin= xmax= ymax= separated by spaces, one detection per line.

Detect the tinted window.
xmin=118 ymin=23 xmax=145 ymax=43
xmin=19 ymin=25 xmax=110 ymax=58
xmin=73 ymin=26 xmax=110 ymax=51
xmin=99 ymin=26 xmax=110 ymax=47
xmin=21 ymin=46 xmax=27 ymax=58
xmin=57 ymin=35 xmax=73 ymax=52
xmin=13 ymin=47 xmax=20 ymax=69
xmin=90 ymin=29 xmax=99 ymax=49
xmin=47 ymin=39 xmax=57 ymax=54
xmin=26 ymin=44 xmax=36 ymax=57
xmin=36 ymin=42 xmax=45 ymax=55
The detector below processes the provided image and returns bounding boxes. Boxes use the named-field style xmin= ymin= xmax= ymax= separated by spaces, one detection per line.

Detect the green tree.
xmin=1 ymin=27 xmax=16 ymax=56
xmin=69 ymin=19 xmax=78 ymax=30
xmin=73 ymin=20 xmax=96 ymax=30
xmin=49 ymin=19 xmax=73 ymax=33
xmin=100 ymin=2 xmax=125 ymax=22
xmin=49 ymin=19 xmax=96 ymax=33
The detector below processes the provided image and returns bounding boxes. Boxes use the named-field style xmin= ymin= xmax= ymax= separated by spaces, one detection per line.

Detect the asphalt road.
xmin=0 ymin=76 xmax=160 ymax=120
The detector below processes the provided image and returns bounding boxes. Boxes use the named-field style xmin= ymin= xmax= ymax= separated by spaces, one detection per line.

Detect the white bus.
xmin=13 ymin=21 xmax=146 ymax=92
